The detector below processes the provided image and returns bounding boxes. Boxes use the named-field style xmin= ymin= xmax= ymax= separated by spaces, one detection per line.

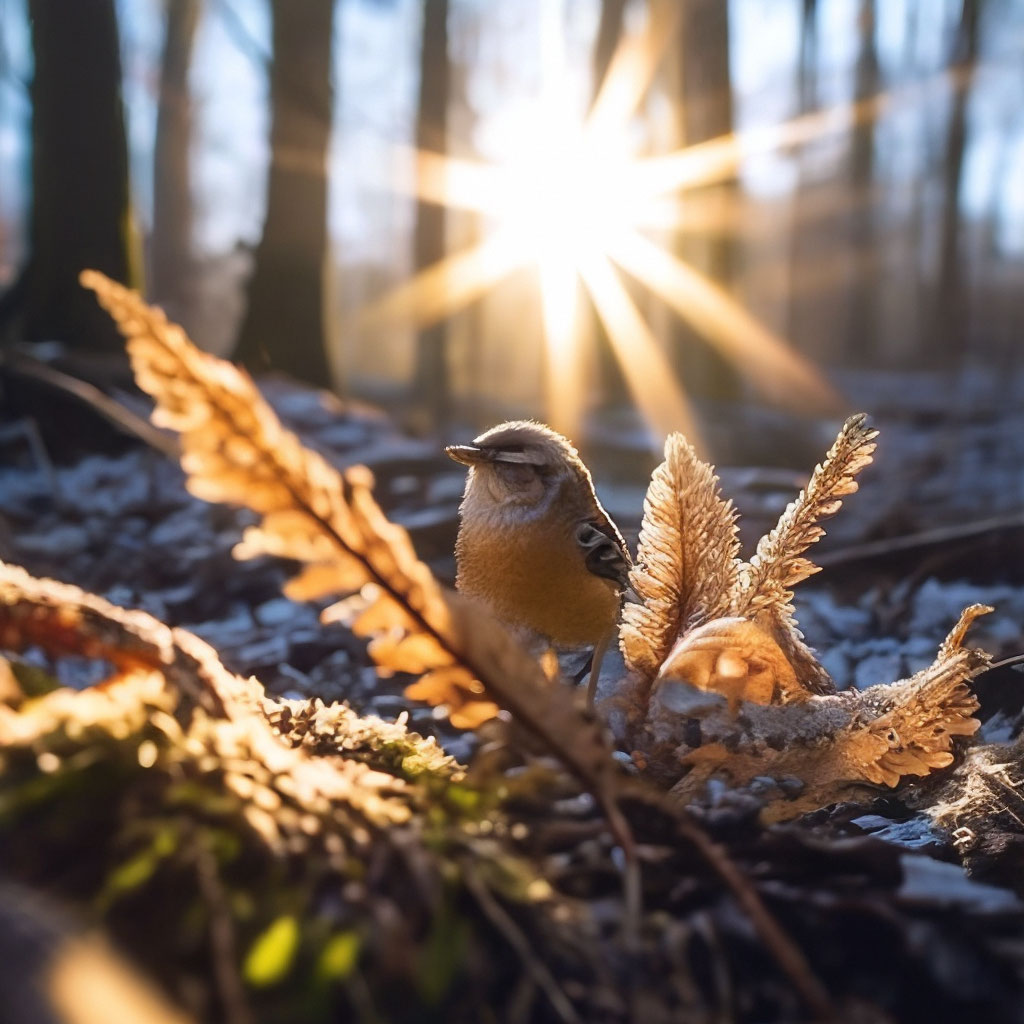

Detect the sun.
xmin=358 ymin=1 xmax=843 ymax=450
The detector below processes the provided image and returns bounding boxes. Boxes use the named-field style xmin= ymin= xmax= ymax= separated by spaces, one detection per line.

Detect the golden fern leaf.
xmin=619 ymin=433 xmax=740 ymax=682
xmin=732 ymin=414 xmax=877 ymax=614
xmin=729 ymin=413 xmax=878 ymax=693
xmin=80 ymin=271 xmax=626 ymax=804
xmin=838 ymin=604 xmax=989 ymax=787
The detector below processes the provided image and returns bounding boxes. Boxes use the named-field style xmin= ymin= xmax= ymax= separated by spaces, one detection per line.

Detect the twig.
xmin=816 ymin=513 xmax=1024 ymax=569
xmin=987 ymin=653 xmax=1024 ymax=672
xmin=462 ymin=863 xmax=580 ymax=1024
xmin=1 ymin=349 xmax=181 ymax=457
xmin=676 ymin=815 xmax=836 ymax=1021
xmin=693 ymin=911 xmax=735 ymax=1024
xmin=191 ymin=828 xmax=254 ymax=1024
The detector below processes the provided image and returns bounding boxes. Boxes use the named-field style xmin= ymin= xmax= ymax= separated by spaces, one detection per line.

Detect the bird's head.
xmin=446 ymin=420 xmax=587 ymax=513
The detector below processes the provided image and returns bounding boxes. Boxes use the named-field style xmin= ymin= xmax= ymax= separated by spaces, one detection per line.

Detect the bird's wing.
xmin=575 ymin=519 xmax=632 ymax=590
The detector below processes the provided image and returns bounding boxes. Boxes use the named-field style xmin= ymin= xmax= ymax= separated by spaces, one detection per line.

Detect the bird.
xmin=445 ymin=420 xmax=631 ymax=705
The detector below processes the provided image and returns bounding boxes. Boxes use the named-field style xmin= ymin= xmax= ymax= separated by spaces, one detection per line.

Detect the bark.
xmin=845 ymin=0 xmax=880 ymax=363
xmin=926 ymin=0 xmax=982 ymax=362
xmin=411 ymin=0 xmax=451 ymax=430
xmin=233 ymin=0 xmax=333 ymax=386
xmin=785 ymin=0 xmax=818 ymax=350
xmin=0 ymin=0 xmax=134 ymax=350
xmin=590 ymin=0 xmax=629 ymax=408
xmin=673 ymin=0 xmax=741 ymax=401
xmin=151 ymin=0 xmax=201 ymax=320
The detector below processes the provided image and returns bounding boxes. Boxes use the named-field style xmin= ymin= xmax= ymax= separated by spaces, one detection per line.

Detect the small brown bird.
xmin=446 ymin=421 xmax=631 ymax=703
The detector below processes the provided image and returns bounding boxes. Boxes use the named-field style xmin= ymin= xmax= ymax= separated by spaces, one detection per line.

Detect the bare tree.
xmin=673 ymin=0 xmax=740 ymax=401
xmin=411 ymin=0 xmax=450 ymax=430
xmin=0 ymin=0 xmax=134 ymax=350
xmin=785 ymin=0 xmax=818 ymax=348
xmin=589 ymin=0 xmax=630 ymax=409
xmin=151 ymin=0 xmax=201 ymax=321
xmin=234 ymin=0 xmax=333 ymax=386
xmin=845 ymin=0 xmax=880 ymax=363
xmin=927 ymin=0 xmax=982 ymax=362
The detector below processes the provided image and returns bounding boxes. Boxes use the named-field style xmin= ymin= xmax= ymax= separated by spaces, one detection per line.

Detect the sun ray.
xmin=357 ymin=4 xmax=965 ymax=441
xmin=628 ymin=65 xmax=973 ymax=200
xmin=607 ymin=230 xmax=840 ymax=411
xmin=538 ymin=263 xmax=586 ymax=439
xmin=585 ymin=0 xmax=680 ymax=153
xmin=371 ymin=142 xmax=509 ymax=214
xmin=356 ymin=231 xmax=527 ymax=330
xmin=576 ymin=252 xmax=703 ymax=452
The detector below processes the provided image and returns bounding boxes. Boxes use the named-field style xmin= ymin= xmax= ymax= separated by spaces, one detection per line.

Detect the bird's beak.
xmin=445 ymin=443 xmax=490 ymax=467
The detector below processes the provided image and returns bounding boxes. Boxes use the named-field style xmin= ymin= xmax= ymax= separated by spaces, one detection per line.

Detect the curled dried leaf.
xmin=655 ymin=617 xmax=804 ymax=712
xmin=666 ymin=606 xmax=991 ymax=820
xmin=844 ymin=609 xmax=990 ymax=789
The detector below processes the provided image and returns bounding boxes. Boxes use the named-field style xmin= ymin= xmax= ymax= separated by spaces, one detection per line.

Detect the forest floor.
xmin=1 ymin=351 xmax=1023 ymax=1022
xmin=3 ymin=354 xmax=1021 ymax=714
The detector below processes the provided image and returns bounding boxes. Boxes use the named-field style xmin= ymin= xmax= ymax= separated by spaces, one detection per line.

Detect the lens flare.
xmin=354 ymin=3 xmax=890 ymax=444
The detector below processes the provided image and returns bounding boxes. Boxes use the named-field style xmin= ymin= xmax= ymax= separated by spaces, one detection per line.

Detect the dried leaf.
xmin=665 ymin=606 xmax=991 ymax=820
xmin=655 ymin=617 xmax=805 ymax=712
xmin=729 ymin=414 xmax=878 ymax=694
xmin=620 ymin=433 xmax=739 ymax=683
xmin=405 ymin=667 xmax=498 ymax=729
xmin=840 ymin=619 xmax=988 ymax=790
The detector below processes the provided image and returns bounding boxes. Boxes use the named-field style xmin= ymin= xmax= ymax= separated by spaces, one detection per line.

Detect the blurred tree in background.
xmin=411 ymin=0 xmax=451 ymax=429
xmin=672 ymin=0 xmax=742 ymax=401
xmin=233 ymin=0 xmax=333 ymax=386
xmin=0 ymin=0 xmax=134 ymax=350
xmin=0 ymin=0 xmax=1020 ymax=446
xmin=151 ymin=0 xmax=200 ymax=322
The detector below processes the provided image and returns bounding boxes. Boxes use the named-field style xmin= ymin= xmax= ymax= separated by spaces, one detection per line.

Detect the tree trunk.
xmin=233 ymin=0 xmax=333 ymax=386
xmin=785 ymin=0 xmax=818 ymax=351
xmin=0 ymin=0 xmax=134 ymax=350
xmin=151 ymin=0 xmax=201 ymax=323
xmin=590 ymin=0 xmax=629 ymax=409
xmin=926 ymin=0 xmax=981 ymax=363
xmin=673 ymin=0 xmax=741 ymax=401
xmin=411 ymin=0 xmax=450 ymax=431
xmin=845 ymin=0 xmax=880 ymax=363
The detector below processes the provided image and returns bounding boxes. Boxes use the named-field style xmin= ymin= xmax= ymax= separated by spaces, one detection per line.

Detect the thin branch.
xmin=676 ymin=815 xmax=836 ymax=1021
xmin=0 ymin=349 xmax=180 ymax=457
xmin=191 ymin=827 xmax=254 ymax=1024
xmin=462 ymin=864 xmax=580 ymax=1024
xmin=816 ymin=513 xmax=1024 ymax=568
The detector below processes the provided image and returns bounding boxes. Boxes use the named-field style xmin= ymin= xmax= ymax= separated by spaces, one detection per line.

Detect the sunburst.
xmin=357 ymin=1 xmax=850 ymax=449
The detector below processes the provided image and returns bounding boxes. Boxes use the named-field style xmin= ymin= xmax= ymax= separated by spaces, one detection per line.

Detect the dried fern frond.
xmin=80 ymin=272 xmax=625 ymax=809
xmin=620 ymin=433 xmax=739 ymax=684
xmin=728 ymin=414 xmax=878 ymax=693
xmin=731 ymin=413 xmax=877 ymax=614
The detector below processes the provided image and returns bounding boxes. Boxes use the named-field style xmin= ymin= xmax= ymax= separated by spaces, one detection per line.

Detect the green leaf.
xmin=98 ymin=823 xmax=179 ymax=910
xmin=244 ymin=915 xmax=300 ymax=987
xmin=315 ymin=931 xmax=361 ymax=984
